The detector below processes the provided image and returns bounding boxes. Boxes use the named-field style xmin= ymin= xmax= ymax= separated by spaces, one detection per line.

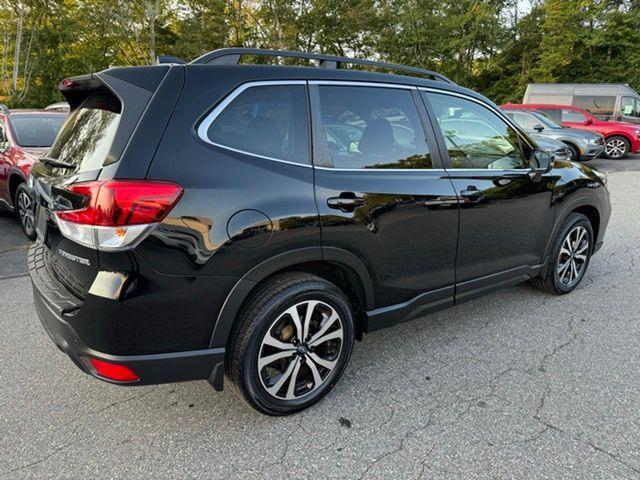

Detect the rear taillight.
xmin=54 ymin=179 xmax=183 ymax=251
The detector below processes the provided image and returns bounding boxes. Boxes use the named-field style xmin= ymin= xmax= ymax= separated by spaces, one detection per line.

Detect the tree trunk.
xmin=12 ymin=5 xmax=24 ymax=91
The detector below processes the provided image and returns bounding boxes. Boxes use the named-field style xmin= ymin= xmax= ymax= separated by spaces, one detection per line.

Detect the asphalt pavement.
xmin=1 ymin=157 xmax=639 ymax=479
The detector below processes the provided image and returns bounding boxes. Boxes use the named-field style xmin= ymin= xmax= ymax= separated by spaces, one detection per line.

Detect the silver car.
xmin=503 ymin=108 xmax=604 ymax=161
xmin=530 ymin=134 xmax=571 ymax=162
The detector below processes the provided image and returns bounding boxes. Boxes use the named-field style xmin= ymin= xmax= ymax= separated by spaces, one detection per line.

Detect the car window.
xmin=314 ymin=86 xmax=431 ymax=169
xmin=561 ymin=109 xmax=586 ymax=123
xmin=8 ymin=114 xmax=66 ymax=147
xmin=537 ymin=108 xmax=561 ymax=123
xmin=621 ymin=97 xmax=640 ymax=118
xmin=572 ymin=95 xmax=616 ymax=117
xmin=425 ymin=92 xmax=528 ymax=170
xmin=206 ymin=84 xmax=309 ymax=164
xmin=508 ymin=111 xmax=541 ymax=131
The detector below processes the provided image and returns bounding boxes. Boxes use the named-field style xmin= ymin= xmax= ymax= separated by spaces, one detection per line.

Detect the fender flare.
xmin=7 ymin=168 xmax=27 ymax=206
xmin=209 ymin=246 xmax=375 ymax=348
xmin=541 ymin=193 xmax=600 ymax=269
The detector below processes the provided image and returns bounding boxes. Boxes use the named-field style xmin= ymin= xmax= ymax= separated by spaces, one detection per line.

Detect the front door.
xmin=421 ymin=90 xmax=556 ymax=300
xmin=310 ymin=83 xmax=459 ymax=317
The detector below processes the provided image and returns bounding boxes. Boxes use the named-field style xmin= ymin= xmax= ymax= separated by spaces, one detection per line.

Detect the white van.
xmin=524 ymin=83 xmax=640 ymax=124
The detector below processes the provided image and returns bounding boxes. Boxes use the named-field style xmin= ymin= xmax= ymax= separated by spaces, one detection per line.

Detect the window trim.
xmin=196 ymin=80 xmax=311 ymax=167
xmin=419 ymin=88 xmax=536 ymax=172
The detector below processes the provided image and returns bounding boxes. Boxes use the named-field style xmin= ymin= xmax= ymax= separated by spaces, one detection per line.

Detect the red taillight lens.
xmin=54 ymin=180 xmax=183 ymax=251
xmin=89 ymin=358 xmax=139 ymax=382
xmin=56 ymin=180 xmax=183 ymax=226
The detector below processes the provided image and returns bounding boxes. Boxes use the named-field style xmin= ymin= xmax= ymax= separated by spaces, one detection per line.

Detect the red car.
xmin=0 ymin=105 xmax=66 ymax=239
xmin=502 ymin=103 xmax=640 ymax=159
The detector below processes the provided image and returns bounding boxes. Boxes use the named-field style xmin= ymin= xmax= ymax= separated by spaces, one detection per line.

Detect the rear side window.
xmin=561 ymin=109 xmax=586 ymax=123
xmin=48 ymin=92 xmax=121 ymax=172
xmin=572 ymin=95 xmax=616 ymax=117
xmin=534 ymin=108 xmax=559 ymax=122
xmin=204 ymin=84 xmax=309 ymax=164
xmin=313 ymin=86 xmax=431 ymax=169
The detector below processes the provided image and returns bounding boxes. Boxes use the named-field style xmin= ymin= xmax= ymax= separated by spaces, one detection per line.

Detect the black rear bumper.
xmin=28 ymin=243 xmax=225 ymax=389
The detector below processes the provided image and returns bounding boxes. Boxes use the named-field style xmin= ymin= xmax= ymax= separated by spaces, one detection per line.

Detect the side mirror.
xmin=584 ymin=118 xmax=594 ymax=125
xmin=530 ymin=149 xmax=554 ymax=181
xmin=533 ymin=123 xmax=544 ymax=132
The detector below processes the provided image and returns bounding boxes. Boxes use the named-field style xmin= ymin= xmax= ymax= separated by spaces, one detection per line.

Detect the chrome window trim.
xmin=309 ymin=80 xmax=415 ymax=90
xmin=196 ymin=80 xmax=310 ymax=167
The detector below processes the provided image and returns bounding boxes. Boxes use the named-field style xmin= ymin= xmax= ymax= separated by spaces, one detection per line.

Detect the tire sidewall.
xmin=551 ymin=216 xmax=593 ymax=294
xmin=241 ymin=283 xmax=355 ymax=415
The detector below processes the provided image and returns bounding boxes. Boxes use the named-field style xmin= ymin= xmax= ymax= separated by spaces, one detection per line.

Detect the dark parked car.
xmin=0 ymin=106 xmax=66 ymax=238
xmin=502 ymin=107 xmax=604 ymax=161
xmin=29 ymin=49 xmax=611 ymax=415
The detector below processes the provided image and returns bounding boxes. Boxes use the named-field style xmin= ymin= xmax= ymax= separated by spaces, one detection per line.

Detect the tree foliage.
xmin=1 ymin=0 xmax=639 ymax=107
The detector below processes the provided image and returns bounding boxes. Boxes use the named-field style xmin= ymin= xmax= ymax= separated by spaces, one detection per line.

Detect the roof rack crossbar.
xmin=191 ymin=48 xmax=454 ymax=84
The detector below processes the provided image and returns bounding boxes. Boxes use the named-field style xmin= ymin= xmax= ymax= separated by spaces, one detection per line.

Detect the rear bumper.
xmin=29 ymin=243 xmax=225 ymax=389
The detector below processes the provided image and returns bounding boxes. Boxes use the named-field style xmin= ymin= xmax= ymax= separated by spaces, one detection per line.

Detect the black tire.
xmin=14 ymin=183 xmax=37 ymax=241
xmin=604 ymin=135 xmax=630 ymax=159
xmin=227 ymin=272 xmax=355 ymax=415
xmin=565 ymin=143 xmax=580 ymax=162
xmin=530 ymin=213 xmax=593 ymax=295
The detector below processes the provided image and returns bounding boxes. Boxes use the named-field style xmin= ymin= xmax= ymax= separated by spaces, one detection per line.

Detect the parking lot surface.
xmin=1 ymin=157 xmax=639 ymax=479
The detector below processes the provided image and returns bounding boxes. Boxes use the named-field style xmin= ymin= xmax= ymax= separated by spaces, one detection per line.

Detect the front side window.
xmin=572 ymin=95 xmax=616 ymax=116
xmin=508 ymin=111 xmax=541 ymax=131
xmin=561 ymin=109 xmax=586 ymax=123
xmin=425 ymin=92 xmax=528 ymax=170
xmin=314 ymin=86 xmax=431 ymax=169
xmin=621 ymin=97 xmax=640 ymax=118
xmin=205 ymin=84 xmax=309 ymax=164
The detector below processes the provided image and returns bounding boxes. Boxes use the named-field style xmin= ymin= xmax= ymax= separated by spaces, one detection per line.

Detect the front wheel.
xmin=604 ymin=135 xmax=630 ymax=159
xmin=227 ymin=272 xmax=355 ymax=415
xmin=531 ymin=213 xmax=593 ymax=295
xmin=15 ymin=183 xmax=36 ymax=241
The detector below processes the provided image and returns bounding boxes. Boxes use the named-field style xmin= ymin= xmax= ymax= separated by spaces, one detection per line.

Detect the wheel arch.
xmin=8 ymin=169 xmax=26 ymax=206
xmin=561 ymin=139 xmax=580 ymax=159
xmin=542 ymin=197 xmax=601 ymax=273
xmin=209 ymin=247 xmax=375 ymax=349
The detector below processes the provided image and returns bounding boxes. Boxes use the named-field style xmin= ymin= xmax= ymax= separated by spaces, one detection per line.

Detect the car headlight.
xmin=588 ymin=138 xmax=599 ymax=145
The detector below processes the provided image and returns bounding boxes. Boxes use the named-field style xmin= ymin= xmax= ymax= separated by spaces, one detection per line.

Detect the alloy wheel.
xmin=556 ymin=225 xmax=589 ymax=287
xmin=258 ymin=300 xmax=343 ymax=400
xmin=17 ymin=190 xmax=35 ymax=235
xmin=604 ymin=138 xmax=627 ymax=159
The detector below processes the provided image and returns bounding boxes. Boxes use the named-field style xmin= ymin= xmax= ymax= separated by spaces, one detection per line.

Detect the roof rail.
xmin=190 ymin=48 xmax=455 ymax=84
xmin=0 ymin=104 xmax=9 ymax=114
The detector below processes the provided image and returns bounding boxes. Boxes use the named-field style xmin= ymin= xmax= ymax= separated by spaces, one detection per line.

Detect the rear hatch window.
xmin=48 ymin=92 xmax=121 ymax=173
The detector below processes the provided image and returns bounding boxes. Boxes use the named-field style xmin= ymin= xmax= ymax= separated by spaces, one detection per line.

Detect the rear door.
xmin=421 ymin=90 xmax=555 ymax=301
xmin=0 ymin=120 xmax=8 ymax=203
xmin=310 ymin=82 xmax=459 ymax=314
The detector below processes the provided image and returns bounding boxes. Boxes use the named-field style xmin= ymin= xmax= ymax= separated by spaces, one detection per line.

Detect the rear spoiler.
xmin=59 ymin=66 xmax=171 ymax=110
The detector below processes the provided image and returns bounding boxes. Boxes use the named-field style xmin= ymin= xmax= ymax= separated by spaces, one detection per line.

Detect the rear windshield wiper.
xmin=39 ymin=157 xmax=75 ymax=169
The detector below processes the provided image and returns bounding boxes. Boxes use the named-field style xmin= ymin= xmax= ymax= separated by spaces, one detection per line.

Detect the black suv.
xmin=29 ymin=49 xmax=611 ymax=415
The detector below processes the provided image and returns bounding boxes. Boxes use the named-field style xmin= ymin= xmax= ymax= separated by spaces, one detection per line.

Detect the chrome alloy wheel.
xmin=604 ymin=138 xmax=627 ymax=159
xmin=17 ymin=190 xmax=35 ymax=235
xmin=258 ymin=300 xmax=344 ymax=400
xmin=557 ymin=226 xmax=589 ymax=287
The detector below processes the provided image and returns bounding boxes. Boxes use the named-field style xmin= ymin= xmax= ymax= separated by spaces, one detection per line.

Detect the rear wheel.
xmin=227 ymin=272 xmax=355 ymax=415
xmin=15 ymin=183 xmax=36 ymax=241
xmin=531 ymin=213 xmax=593 ymax=295
xmin=604 ymin=136 xmax=630 ymax=159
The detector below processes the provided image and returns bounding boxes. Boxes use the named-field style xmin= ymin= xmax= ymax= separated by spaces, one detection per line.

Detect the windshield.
xmin=530 ymin=111 xmax=564 ymax=129
xmin=48 ymin=92 xmax=121 ymax=172
xmin=9 ymin=114 xmax=66 ymax=147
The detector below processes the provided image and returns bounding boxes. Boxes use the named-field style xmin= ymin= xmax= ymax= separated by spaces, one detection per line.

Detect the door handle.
xmin=459 ymin=185 xmax=484 ymax=203
xmin=327 ymin=193 xmax=365 ymax=212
